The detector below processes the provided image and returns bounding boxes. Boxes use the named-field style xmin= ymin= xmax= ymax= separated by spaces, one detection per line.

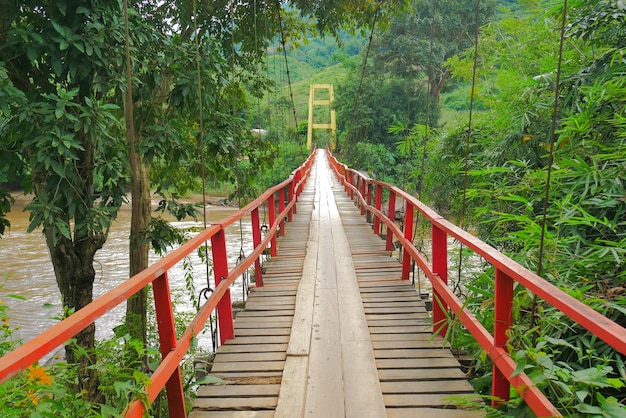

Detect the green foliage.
xmin=332 ymin=0 xmax=497 ymax=185
xmin=1 ymin=1 xmax=129 ymax=240
xmin=0 ymin=280 xmax=21 ymax=357
xmin=0 ymin=283 xmax=215 ymax=417
xmin=349 ymin=142 xmax=396 ymax=178
xmin=286 ymin=31 xmax=365 ymax=69
xmin=265 ymin=138 xmax=308 ymax=187
xmin=423 ymin=2 xmax=626 ymax=415
xmin=507 ymin=336 xmax=626 ymax=416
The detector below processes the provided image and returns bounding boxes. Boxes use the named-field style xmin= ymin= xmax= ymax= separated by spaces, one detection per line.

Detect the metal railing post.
xmin=349 ymin=172 xmax=354 ymax=199
xmin=152 ymin=272 xmax=186 ymax=417
xmin=279 ymin=187 xmax=286 ymax=236
xmin=251 ymin=208 xmax=264 ymax=287
xmin=493 ymin=268 xmax=514 ymax=406
xmin=211 ymin=229 xmax=234 ymax=344
xmin=386 ymin=190 xmax=396 ymax=251
xmin=366 ymin=182 xmax=373 ymax=223
xmin=360 ymin=179 xmax=367 ymax=216
xmin=374 ymin=184 xmax=382 ymax=234
xmin=288 ymin=180 xmax=296 ymax=220
xmin=432 ymin=225 xmax=449 ymax=336
xmin=402 ymin=202 xmax=414 ymax=280
xmin=268 ymin=193 xmax=277 ymax=257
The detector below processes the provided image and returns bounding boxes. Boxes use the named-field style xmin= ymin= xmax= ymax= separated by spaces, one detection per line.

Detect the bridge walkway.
xmin=190 ymin=150 xmax=481 ymax=418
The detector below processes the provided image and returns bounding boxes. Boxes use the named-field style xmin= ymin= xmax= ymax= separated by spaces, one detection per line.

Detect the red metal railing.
xmin=0 ymin=150 xmax=316 ymax=417
xmin=327 ymin=150 xmax=626 ymax=417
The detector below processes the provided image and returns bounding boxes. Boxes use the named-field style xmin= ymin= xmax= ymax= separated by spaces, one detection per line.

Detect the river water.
xmin=0 ymin=195 xmax=253 ymax=353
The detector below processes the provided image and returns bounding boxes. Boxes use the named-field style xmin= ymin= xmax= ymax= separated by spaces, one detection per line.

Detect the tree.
xmin=0 ymin=1 xmax=127 ymax=396
xmin=120 ymin=0 xmax=231 ymax=343
xmin=373 ymin=0 xmax=496 ymax=103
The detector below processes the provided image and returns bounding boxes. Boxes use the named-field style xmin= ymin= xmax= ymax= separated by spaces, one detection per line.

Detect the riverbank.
xmin=9 ymin=190 xmax=237 ymax=208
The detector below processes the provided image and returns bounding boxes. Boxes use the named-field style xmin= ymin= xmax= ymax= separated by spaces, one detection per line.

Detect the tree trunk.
xmin=45 ymin=230 xmax=105 ymax=400
xmin=126 ymin=158 xmax=151 ymax=342
xmin=429 ymin=69 xmax=450 ymax=105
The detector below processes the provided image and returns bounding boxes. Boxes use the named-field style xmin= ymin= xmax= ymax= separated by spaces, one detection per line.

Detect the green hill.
xmin=262 ymin=39 xmax=358 ymax=129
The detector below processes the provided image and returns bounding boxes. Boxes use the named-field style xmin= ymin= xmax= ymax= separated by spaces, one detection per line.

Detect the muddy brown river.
xmin=0 ymin=196 xmax=253 ymax=354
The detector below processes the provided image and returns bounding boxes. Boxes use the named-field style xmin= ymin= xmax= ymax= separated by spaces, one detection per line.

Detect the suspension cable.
xmin=410 ymin=0 xmax=436 ymax=286
xmin=415 ymin=0 xmax=437 ymax=196
xmin=530 ymin=0 xmax=568 ymax=329
xmin=346 ymin=10 xmax=379 ymax=149
xmin=455 ymin=0 xmax=481 ymax=294
xmin=228 ymin=2 xmax=252 ymax=301
xmin=191 ymin=0 xmax=218 ymax=353
xmin=274 ymin=0 xmax=299 ymax=137
xmin=261 ymin=4 xmax=271 ymax=229
xmin=192 ymin=0 xmax=212 ymax=294
xmin=254 ymin=0 xmax=266 ymax=192
xmin=383 ymin=77 xmax=393 ymax=179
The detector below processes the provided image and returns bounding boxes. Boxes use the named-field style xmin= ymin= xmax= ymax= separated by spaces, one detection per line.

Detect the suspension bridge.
xmin=0 ymin=149 xmax=625 ymax=417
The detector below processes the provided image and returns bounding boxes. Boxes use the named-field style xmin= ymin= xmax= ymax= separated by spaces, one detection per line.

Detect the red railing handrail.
xmin=326 ymin=149 xmax=626 ymax=417
xmin=0 ymin=149 xmax=316 ymax=417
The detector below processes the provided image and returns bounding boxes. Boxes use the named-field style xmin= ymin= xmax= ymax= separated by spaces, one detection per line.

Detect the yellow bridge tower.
xmin=307 ymin=84 xmax=337 ymax=151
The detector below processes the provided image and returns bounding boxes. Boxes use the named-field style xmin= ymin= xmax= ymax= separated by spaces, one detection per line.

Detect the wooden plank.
xmin=378 ymin=368 xmax=468 ymax=381
xmin=369 ymin=326 xmax=432 ymax=334
xmin=367 ymin=319 xmax=430 ymax=327
xmin=196 ymin=384 xmax=280 ymax=397
xmin=249 ymin=288 xmax=297 ymax=294
xmin=380 ymin=380 xmax=475 ymax=394
xmin=274 ymin=355 xmax=308 ymax=418
xmin=359 ymin=282 xmax=414 ymax=290
xmin=234 ymin=320 xmax=293 ymax=329
xmin=211 ymin=361 xmax=285 ymax=373
xmin=374 ymin=349 xmax=454 ymax=359
xmin=363 ymin=301 xmax=425 ymax=308
xmin=214 ymin=352 xmax=286 ymax=363
xmin=223 ymin=336 xmax=290 ymax=344
xmin=366 ymin=313 xmax=430 ymax=321
xmin=370 ymin=333 xmax=436 ymax=342
xmin=234 ymin=328 xmax=291 ymax=337
xmin=384 ymin=393 xmax=482 ymax=407
xmin=372 ymin=339 xmax=449 ymax=350
xmin=361 ymin=295 xmax=423 ymax=303
xmin=352 ymin=250 xmax=392 ymax=256
xmin=357 ymin=269 xmax=403 ymax=277
xmin=189 ymin=411 xmax=275 ymax=418
xmin=361 ymin=290 xmax=419 ymax=303
xmin=235 ymin=310 xmax=295 ymax=318
xmin=355 ymin=264 xmax=402 ymax=271
xmin=335 ymin=251 xmax=386 ymax=417
xmin=218 ymin=343 xmax=287 ymax=353
xmin=360 ymin=289 xmax=423 ymax=296
xmin=365 ymin=306 xmax=428 ymax=314
xmin=244 ymin=303 xmax=296 ymax=311
xmin=305 ymin=284 xmax=344 ymax=418
xmin=386 ymin=408 xmax=484 ymax=418
xmin=376 ymin=357 xmax=462 ymax=369
xmin=242 ymin=296 xmax=295 ymax=304
xmin=193 ymin=397 xmax=278 ymax=410
xmin=286 ymin=197 xmax=318 ymax=356
xmin=211 ymin=372 xmax=283 ymax=380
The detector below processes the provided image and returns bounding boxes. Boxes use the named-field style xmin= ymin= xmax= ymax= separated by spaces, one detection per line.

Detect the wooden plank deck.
xmin=190 ymin=150 xmax=483 ymax=418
